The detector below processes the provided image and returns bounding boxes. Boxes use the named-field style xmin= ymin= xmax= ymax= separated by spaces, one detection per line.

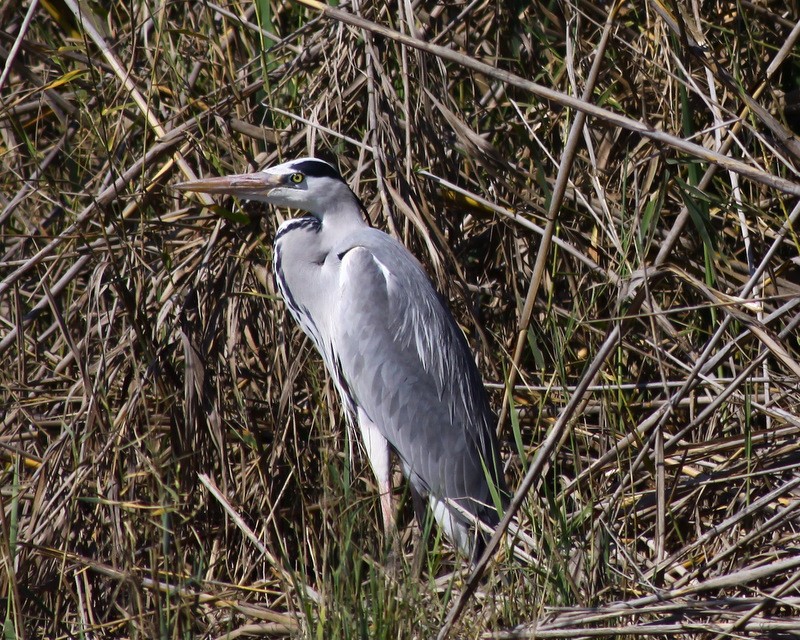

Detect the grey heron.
xmin=175 ymin=157 xmax=508 ymax=561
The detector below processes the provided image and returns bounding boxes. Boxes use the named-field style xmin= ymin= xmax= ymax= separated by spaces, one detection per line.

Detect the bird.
xmin=175 ymin=157 xmax=508 ymax=561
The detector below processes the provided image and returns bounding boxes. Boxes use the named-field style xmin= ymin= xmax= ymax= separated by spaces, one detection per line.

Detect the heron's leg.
xmin=410 ymin=484 xmax=427 ymax=528
xmin=356 ymin=409 xmax=395 ymax=539
xmin=410 ymin=485 xmax=430 ymax=576
xmin=428 ymin=496 xmax=472 ymax=558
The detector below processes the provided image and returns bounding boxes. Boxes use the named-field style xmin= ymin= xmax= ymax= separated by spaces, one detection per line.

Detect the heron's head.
xmin=175 ymin=157 xmax=357 ymax=218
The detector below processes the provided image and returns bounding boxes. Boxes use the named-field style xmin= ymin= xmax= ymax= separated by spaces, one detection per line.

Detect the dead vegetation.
xmin=2 ymin=0 xmax=800 ymax=638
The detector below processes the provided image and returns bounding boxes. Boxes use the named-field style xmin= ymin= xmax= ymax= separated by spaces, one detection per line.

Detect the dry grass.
xmin=2 ymin=0 xmax=800 ymax=638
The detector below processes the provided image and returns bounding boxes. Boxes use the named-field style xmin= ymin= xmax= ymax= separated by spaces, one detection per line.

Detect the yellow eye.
xmin=290 ymin=172 xmax=304 ymax=184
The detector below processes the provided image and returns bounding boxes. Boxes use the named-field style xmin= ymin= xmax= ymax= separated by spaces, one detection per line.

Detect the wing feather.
xmin=331 ymin=230 xmax=505 ymax=524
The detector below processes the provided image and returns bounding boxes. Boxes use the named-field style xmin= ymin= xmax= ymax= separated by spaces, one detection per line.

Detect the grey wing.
xmin=331 ymin=233 xmax=505 ymax=524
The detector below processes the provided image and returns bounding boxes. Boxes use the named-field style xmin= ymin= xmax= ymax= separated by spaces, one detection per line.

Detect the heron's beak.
xmin=174 ymin=172 xmax=282 ymax=200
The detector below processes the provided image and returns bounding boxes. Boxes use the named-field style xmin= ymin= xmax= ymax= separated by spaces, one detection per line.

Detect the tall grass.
xmin=1 ymin=1 xmax=799 ymax=637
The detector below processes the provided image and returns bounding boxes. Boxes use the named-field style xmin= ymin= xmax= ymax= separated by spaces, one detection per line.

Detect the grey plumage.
xmin=176 ymin=157 xmax=508 ymax=559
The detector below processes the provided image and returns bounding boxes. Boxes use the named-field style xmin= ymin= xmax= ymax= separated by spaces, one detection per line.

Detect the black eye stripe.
xmin=291 ymin=159 xmax=344 ymax=181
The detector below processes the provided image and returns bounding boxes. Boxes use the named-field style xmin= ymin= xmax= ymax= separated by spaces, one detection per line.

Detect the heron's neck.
xmin=315 ymin=191 xmax=368 ymax=245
